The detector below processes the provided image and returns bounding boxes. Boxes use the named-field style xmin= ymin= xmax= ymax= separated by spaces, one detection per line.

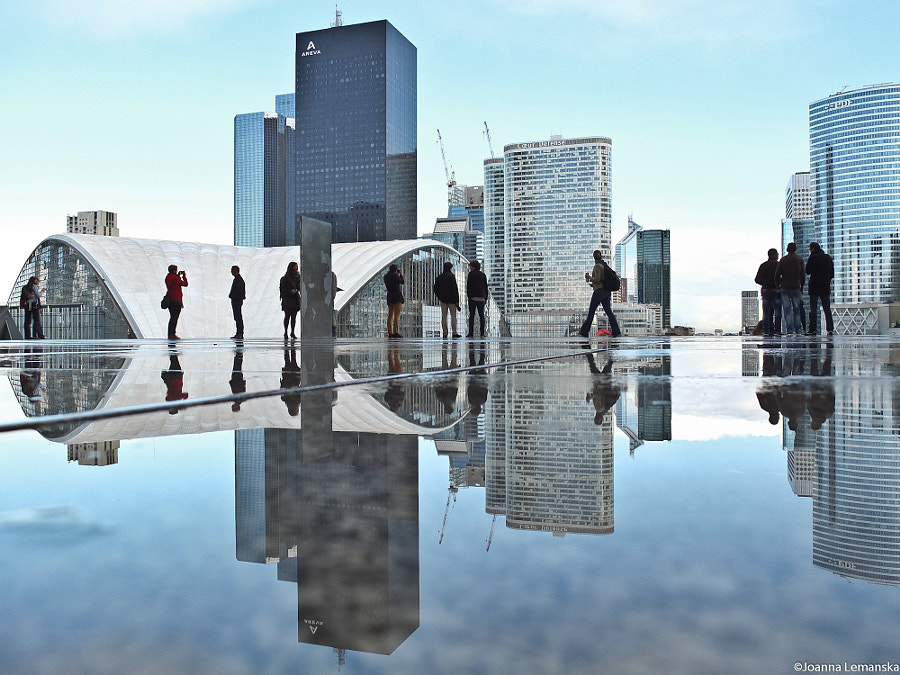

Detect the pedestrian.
xmin=20 ymin=276 xmax=45 ymax=339
xmin=164 ymin=265 xmax=188 ymax=339
xmin=754 ymin=248 xmax=782 ymax=336
xmin=579 ymin=250 xmax=622 ymax=338
xmin=433 ymin=262 xmax=461 ymax=339
xmin=384 ymin=263 xmax=404 ymax=338
xmin=279 ymin=261 xmax=301 ymax=340
xmin=229 ymin=265 xmax=246 ymax=339
xmin=774 ymin=242 xmax=805 ymax=335
xmin=806 ymin=242 xmax=835 ymax=335
xmin=466 ymin=260 xmax=489 ymax=338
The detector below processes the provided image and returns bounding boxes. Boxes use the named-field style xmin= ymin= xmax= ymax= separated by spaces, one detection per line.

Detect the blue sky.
xmin=2 ymin=0 xmax=898 ymax=330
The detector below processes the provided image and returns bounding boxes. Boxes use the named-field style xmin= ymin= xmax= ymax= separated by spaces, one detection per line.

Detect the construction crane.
xmin=483 ymin=121 xmax=496 ymax=159
xmin=436 ymin=129 xmax=456 ymax=206
xmin=438 ymin=485 xmax=458 ymax=544
xmin=486 ymin=514 xmax=497 ymax=551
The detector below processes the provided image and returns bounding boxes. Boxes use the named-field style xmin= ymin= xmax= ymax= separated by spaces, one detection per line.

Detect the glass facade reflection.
xmin=295 ymin=20 xmax=416 ymax=243
xmin=234 ymin=111 xmax=296 ymax=247
xmin=636 ymin=229 xmax=671 ymax=329
xmin=498 ymin=137 xmax=612 ymax=336
xmin=335 ymin=245 xmax=502 ymax=338
xmin=810 ymin=84 xmax=900 ymax=305
xmin=5 ymin=240 xmax=134 ymax=340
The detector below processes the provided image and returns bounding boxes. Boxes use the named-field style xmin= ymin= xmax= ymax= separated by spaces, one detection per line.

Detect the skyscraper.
xmin=234 ymin=104 xmax=296 ymax=247
xmin=295 ymin=20 xmax=417 ymax=243
xmin=614 ymin=216 xmax=642 ymax=303
xmin=482 ymin=158 xmax=505 ymax=314
xmin=785 ymin=172 xmax=813 ymax=220
xmin=485 ymin=136 xmax=612 ymax=336
xmin=810 ymin=84 xmax=900 ymax=307
xmin=637 ymin=229 xmax=671 ymax=329
xmin=742 ymin=290 xmax=759 ymax=333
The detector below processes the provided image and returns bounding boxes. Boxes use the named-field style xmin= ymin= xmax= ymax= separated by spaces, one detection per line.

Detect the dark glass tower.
xmin=637 ymin=229 xmax=671 ymax=329
xmin=295 ymin=20 xmax=417 ymax=243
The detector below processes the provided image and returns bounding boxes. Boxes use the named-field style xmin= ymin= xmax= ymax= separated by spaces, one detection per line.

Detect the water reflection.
xmin=755 ymin=341 xmax=900 ymax=585
xmin=3 ymin=338 xmax=900 ymax=666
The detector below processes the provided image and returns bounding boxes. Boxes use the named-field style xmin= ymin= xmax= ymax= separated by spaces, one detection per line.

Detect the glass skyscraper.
xmin=295 ymin=20 xmax=417 ymax=243
xmin=234 ymin=108 xmax=296 ymax=247
xmin=482 ymin=158 xmax=505 ymax=314
xmin=486 ymin=136 xmax=612 ymax=336
xmin=637 ymin=229 xmax=671 ymax=329
xmin=614 ymin=216 xmax=642 ymax=303
xmin=810 ymin=84 xmax=900 ymax=305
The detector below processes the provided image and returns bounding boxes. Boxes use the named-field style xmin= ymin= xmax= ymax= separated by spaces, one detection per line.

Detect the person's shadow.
xmin=229 ymin=346 xmax=246 ymax=412
xmin=281 ymin=346 xmax=302 ymax=416
xmin=585 ymin=349 xmax=620 ymax=425
xmin=161 ymin=349 xmax=188 ymax=415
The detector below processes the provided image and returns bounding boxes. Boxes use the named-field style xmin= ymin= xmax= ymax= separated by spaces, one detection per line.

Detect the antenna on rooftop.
xmin=331 ymin=4 xmax=343 ymax=27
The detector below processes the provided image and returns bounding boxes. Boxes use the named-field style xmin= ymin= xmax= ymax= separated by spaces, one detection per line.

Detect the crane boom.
xmin=436 ymin=129 xmax=456 ymax=206
xmin=483 ymin=121 xmax=496 ymax=159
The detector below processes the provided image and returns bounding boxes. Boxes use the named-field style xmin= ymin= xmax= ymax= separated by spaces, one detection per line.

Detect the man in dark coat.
xmin=754 ymin=248 xmax=781 ymax=336
xmin=433 ymin=262 xmax=461 ymax=339
xmin=805 ymin=242 xmax=834 ymax=335
xmin=229 ymin=265 xmax=246 ymax=339
xmin=775 ymin=242 xmax=806 ymax=335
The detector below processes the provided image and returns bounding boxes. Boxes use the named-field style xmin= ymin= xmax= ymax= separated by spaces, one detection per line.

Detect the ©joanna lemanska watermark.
xmin=794 ymin=663 xmax=899 ymax=672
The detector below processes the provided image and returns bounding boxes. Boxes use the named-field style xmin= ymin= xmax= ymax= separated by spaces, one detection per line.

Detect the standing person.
xmin=775 ymin=242 xmax=805 ymax=335
xmin=164 ymin=265 xmax=188 ymax=339
xmin=229 ymin=265 xmax=246 ymax=339
xmin=279 ymin=261 xmax=301 ymax=340
xmin=806 ymin=242 xmax=835 ymax=335
xmin=384 ymin=263 xmax=404 ymax=338
xmin=578 ymin=250 xmax=621 ymax=338
xmin=433 ymin=262 xmax=461 ymax=339
xmin=466 ymin=260 xmax=489 ymax=338
xmin=20 ymin=276 xmax=45 ymax=339
xmin=755 ymin=248 xmax=782 ymax=336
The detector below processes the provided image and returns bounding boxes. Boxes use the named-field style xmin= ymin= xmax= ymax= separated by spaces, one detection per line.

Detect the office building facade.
xmin=482 ymin=158 xmax=505 ymax=314
xmin=810 ymin=84 xmax=900 ymax=306
xmin=295 ymin=20 xmax=417 ymax=243
xmin=785 ymin=172 xmax=813 ymax=220
xmin=742 ymin=290 xmax=759 ymax=332
xmin=234 ymin=108 xmax=296 ymax=247
xmin=614 ymin=216 xmax=641 ymax=303
xmin=487 ymin=136 xmax=612 ymax=336
xmin=636 ymin=229 xmax=671 ymax=329
xmin=66 ymin=210 xmax=118 ymax=237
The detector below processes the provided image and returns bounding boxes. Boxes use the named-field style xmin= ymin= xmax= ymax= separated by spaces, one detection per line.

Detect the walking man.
xmin=806 ymin=242 xmax=835 ymax=335
xmin=229 ymin=265 xmax=245 ymax=339
xmin=775 ymin=243 xmax=805 ymax=335
xmin=754 ymin=248 xmax=781 ymax=336
xmin=433 ymin=262 xmax=461 ymax=339
xmin=579 ymin=250 xmax=621 ymax=338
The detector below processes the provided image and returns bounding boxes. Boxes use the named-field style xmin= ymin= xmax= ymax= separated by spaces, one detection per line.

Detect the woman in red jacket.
xmin=164 ymin=264 xmax=188 ymax=339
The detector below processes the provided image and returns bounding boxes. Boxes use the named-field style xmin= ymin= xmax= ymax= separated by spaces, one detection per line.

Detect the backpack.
xmin=602 ymin=263 xmax=621 ymax=292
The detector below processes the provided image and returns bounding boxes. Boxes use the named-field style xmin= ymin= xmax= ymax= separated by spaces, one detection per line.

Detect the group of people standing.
xmin=385 ymin=260 xmax=489 ymax=339
xmin=755 ymin=242 xmax=835 ymax=336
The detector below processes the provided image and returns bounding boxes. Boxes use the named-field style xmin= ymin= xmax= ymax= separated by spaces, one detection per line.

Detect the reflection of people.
xmin=229 ymin=346 xmax=246 ymax=412
xmin=19 ymin=346 xmax=44 ymax=403
xmin=807 ymin=344 xmax=835 ymax=429
xmin=280 ymin=262 xmax=301 ymax=340
xmin=585 ymin=350 xmax=620 ymax=424
xmin=384 ymin=264 xmax=404 ymax=338
xmin=756 ymin=344 xmax=835 ymax=431
xmin=466 ymin=342 xmax=488 ymax=415
xmin=229 ymin=265 xmax=245 ymax=339
xmin=161 ymin=351 xmax=188 ymax=414
xmin=164 ymin=265 xmax=188 ymax=339
xmin=20 ymin=276 xmax=46 ymax=340
xmin=433 ymin=262 xmax=461 ymax=339
xmin=280 ymin=347 xmax=302 ymax=416
xmin=579 ymin=250 xmax=621 ymax=338
xmin=384 ymin=344 xmax=405 ymax=411
xmin=466 ymin=260 xmax=489 ymax=338
xmin=755 ymin=248 xmax=781 ymax=336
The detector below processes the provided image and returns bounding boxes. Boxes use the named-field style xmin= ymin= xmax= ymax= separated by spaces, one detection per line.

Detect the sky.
xmin=2 ymin=0 xmax=899 ymax=331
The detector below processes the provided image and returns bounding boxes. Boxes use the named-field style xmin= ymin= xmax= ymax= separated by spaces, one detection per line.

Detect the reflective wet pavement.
xmin=1 ymin=336 xmax=899 ymax=673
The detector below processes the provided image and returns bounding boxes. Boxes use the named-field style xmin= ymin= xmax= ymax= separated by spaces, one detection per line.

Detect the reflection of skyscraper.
xmin=812 ymin=356 xmax=900 ymax=584
xmin=294 ymin=20 xmax=417 ymax=243
xmin=234 ymin=429 xmax=420 ymax=654
xmin=615 ymin=353 xmax=672 ymax=452
xmin=488 ymin=356 xmax=615 ymax=535
xmin=67 ymin=441 xmax=119 ymax=466
xmin=637 ymin=229 xmax=671 ymax=329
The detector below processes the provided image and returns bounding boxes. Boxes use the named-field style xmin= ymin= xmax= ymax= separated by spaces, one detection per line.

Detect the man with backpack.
xmin=579 ymin=250 xmax=622 ymax=338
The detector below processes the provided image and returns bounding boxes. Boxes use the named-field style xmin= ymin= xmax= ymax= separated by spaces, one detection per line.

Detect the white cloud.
xmin=33 ymin=0 xmax=270 ymax=36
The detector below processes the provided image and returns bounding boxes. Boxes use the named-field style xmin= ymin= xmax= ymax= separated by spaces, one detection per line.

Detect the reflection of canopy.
xmin=17 ymin=234 xmax=454 ymax=338
xmin=31 ymin=348 xmax=457 ymax=443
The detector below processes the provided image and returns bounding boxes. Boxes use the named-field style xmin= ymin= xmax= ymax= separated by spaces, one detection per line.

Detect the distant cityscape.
xmin=4 ymin=16 xmax=899 ymax=339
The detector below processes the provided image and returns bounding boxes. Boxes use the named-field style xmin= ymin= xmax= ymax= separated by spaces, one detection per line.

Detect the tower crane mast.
xmin=483 ymin=121 xmax=496 ymax=159
xmin=436 ymin=129 xmax=456 ymax=206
